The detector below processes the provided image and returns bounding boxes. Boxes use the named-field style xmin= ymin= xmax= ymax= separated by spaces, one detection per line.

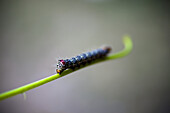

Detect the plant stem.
xmin=0 ymin=35 xmax=133 ymax=101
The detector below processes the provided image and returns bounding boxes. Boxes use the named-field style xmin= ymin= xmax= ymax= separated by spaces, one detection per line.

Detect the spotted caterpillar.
xmin=56 ymin=46 xmax=111 ymax=74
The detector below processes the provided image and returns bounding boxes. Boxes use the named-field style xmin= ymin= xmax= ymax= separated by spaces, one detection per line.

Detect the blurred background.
xmin=0 ymin=0 xmax=170 ymax=113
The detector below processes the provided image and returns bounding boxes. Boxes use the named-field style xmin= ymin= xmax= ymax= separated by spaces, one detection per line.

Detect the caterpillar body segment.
xmin=56 ymin=46 xmax=111 ymax=74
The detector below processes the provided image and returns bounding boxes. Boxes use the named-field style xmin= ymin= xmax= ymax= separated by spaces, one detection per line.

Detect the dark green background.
xmin=0 ymin=1 xmax=170 ymax=113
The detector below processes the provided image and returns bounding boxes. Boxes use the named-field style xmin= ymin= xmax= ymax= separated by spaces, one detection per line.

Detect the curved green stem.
xmin=0 ymin=35 xmax=133 ymax=101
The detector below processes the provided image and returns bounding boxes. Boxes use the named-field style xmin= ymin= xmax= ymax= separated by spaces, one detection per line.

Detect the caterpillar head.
xmin=56 ymin=60 xmax=66 ymax=74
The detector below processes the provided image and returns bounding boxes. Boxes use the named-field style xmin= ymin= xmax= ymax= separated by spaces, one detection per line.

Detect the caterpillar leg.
xmin=71 ymin=67 xmax=75 ymax=71
xmin=58 ymin=70 xmax=63 ymax=75
xmin=76 ymin=64 xmax=80 ymax=68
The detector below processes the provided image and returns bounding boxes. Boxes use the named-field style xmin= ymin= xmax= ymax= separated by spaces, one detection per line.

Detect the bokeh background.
xmin=0 ymin=0 xmax=170 ymax=113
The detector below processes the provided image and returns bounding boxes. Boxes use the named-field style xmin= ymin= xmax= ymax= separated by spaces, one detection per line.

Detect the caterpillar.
xmin=56 ymin=46 xmax=111 ymax=74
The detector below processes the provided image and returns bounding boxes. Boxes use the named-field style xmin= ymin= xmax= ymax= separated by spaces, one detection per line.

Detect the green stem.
xmin=0 ymin=35 xmax=133 ymax=101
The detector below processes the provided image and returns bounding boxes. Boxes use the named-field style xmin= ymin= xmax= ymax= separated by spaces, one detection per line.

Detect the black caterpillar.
xmin=56 ymin=46 xmax=111 ymax=74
